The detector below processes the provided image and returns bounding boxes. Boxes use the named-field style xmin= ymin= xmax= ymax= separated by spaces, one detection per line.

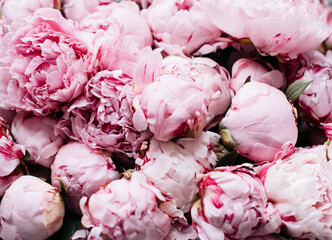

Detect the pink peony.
xmin=136 ymin=131 xmax=219 ymax=217
xmin=133 ymin=72 xmax=209 ymax=142
xmin=0 ymin=175 xmax=65 ymax=240
xmin=0 ymin=8 xmax=90 ymax=116
xmin=221 ymin=82 xmax=298 ymax=163
xmin=142 ymin=0 xmax=228 ymax=56
xmin=0 ymin=168 xmax=24 ymax=197
xmin=80 ymin=172 xmax=171 ymax=240
xmin=256 ymin=145 xmax=332 ymax=239
xmin=0 ymin=118 xmax=25 ymax=177
xmin=191 ymin=165 xmax=281 ymax=240
xmin=161 ymin=56 xmax=231 ymax=128
xmin=56 ymin=70 xmax=152 ymax=157
xmin=62 ymin=0 xmax=114 ymax=23
xmin=81 ymin=1 xmax=152 ymax=49
xmin=11 ymin=112 xmax=64 ymax=168
xmin=164 ymin=222 xmax=199 ymax=240
xmin=1 ymin=0 xmax=60 ymax=24
xmin=51 ymin=141 xmax=119 ymax=214
xmin=294 ymin=50 xmax=332 ymax=124
xmin=201 ymin=0 xmax=332 ymax=58
xmin=230 ymin=58 xmax=285 ymax=96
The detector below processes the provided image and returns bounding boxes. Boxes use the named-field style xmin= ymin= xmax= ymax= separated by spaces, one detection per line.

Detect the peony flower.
xmin=51 ymin=141 xmax=119 ymax=214
xmin=0 ymin=168 xmax=24 ymax=197
xmin=164 ymin=222 xmax=199 ymax=240
xmin=80 ymin=171 xmax=171 ymax=240
xmin=0 ymin=117 xmax=25 ymax=177
xmin=81 ymin=1 xmax=152 ymax=49
xmin=11 ymin=112 xmax=64 ymax=168
xmin=161 ymin=56 xmax=231 ymax=128
xmin=1 ymin=0 xmax=60 ymax=24
xmin=136 ymin=131 xmax=219 ymax=217
xmin=0 ymin=8 xmax=90 ymax=116
xmin=0 ymin=175 xmax=65 ymax=240
xmin=62 ymin=0 xmax=114 ymax=23
xmin=191 ymin=165 xmax=281 ymax=240
xmin=56 ymin=70 xmax=152 ymax=157
xmin=294 ymin=50 xmax=332 ymax=124
xmin=221 ymin=82 xmax=298 ymax=163
xmin=201 ymin=0 xmax=332 ymax=58
xmin=256 ymin=145 xmax=332 ymax=239
xmin=70 ymin=229 xmax=89 ymax=240
xmin=133 ymin=72 xmax=209 ymax=142
xmin=230 ymin=58 xmax=285 ymax=96
xmin=142 ymin=0 xmax=229 ymax=56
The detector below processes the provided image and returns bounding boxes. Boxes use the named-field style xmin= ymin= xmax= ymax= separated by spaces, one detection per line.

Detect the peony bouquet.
xmin=0 ymin=0 xmax=332 ymax=239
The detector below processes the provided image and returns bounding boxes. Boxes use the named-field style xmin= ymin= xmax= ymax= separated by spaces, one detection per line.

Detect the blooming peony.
xmin=1 ymin=0 xmax=60 ymax=24
xmin=133 ymin=72 xmax=209 ymax=142
xmin=201 ymin=0 xmax=332 ymax=58
xmin=51 ymin=141 xmax=119 ymax=214
xmin=191 ymin=165 xmax=281 ymax=240
xmin=56 ymin=70 xmax=152 ymax=157
xmin=230 ymin=58 xmax=285 ymax=96
xmin=0 ymin=175 xmax=65 ymax=240
xmin=221 ymin=82 xmax=298 ymax=163
xmin=164 ymin=222 xmax=199 ymax=240
xmin=293 ymin=50 xmax=332 ymax=124
xmin=11 ymin=112 xmax=64 ymax=168
xmin=142 ymin=0 xmax=227 ymax=56
xmin=136 ymin=131 xmax=219 ymax=217
xmin=80 ymin=171 xmax=171 ymax=240
xmin=256 ymin=145 xmax=332 ymax=239
xmin=81 ymin=1 xmax=152 ymax=49
xmin=161 ymin=56 xmax=231 ymax=128
xmin=0 ymin=8 xmax=90 ymax=115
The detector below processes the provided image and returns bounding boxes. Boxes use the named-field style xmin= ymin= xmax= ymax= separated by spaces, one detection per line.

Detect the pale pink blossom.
xmin=164 ymin=222 xmax=199 ymax=240
xmin=1 ymin=0 xmax=60 ymax=24
xmin=294 ymin=50 xmax=332 ymax=124
xmin=201 ymin=0 xmax=332 ymax=58
xmin=0 ymin=175 xmax=65 ymax=240
xmin=256 ymin=145 xmax=332 ymax=239
xmin=81 ymin=1 xmax=152 ymax=49
xmin=133 ymin=73 xmax=209 ymax=142
xmin=161 ymin=56 xmax=231 ymax=128
xmin=0 ymin=8 xmax=90 ymax=116
xmin=0 ymin=168 xmax=24 ymax=197
xmin=80 ymin=172 xmax=171 ymax=240
xmin=230 ymin=58 xmax=285 ymax=96
xmin=56 ymin=70 xmax=152 ymax=157
xmin=221 ymin=82 xmax=298 ymax=163
xmin=191 ymin=165 xmax=281 ymax=240
xmin=136 ymin=131 xmax=219 ymax=217
xmin=142 ymin=0 xmax=228 ymax=56
xmin=51 ymin=141 xmax=119 ymax=214
xmin=11 ymin=113 xmax=64 ymax=168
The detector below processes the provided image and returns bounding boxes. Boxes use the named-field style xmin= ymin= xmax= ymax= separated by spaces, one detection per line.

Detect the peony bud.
xmin=0 ymin=175 xmax=65 ymax=240
xmin=51 ymin=141 xmax=119 ymax=214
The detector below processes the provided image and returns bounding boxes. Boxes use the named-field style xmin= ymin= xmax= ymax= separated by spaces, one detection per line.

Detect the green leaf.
xmin=215 ymin=150 xmax=238 ymax=167
xmin=55 ymin=177 xmax=68 ymax=199
xmin=23 ymin=150 xmax=31 ymax=160
xmin=285 ymin=80 xmax=312 ymax=103
xmin=50 ymin=211 xmax=82 ymax=240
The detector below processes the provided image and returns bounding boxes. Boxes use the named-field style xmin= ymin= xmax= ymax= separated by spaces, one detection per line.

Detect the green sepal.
xmin=219 ymin=123 xmax=240 ymax=149
xmin=244 ymin=75 xmax=251 ymax=84
xmin=285 ymin=80 xmax=312 ymax=103
xmin=55 ymin=177 xmax=68 ymax=200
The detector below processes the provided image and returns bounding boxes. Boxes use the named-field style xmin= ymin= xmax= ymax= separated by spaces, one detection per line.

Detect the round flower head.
xmin=294 ymin=50 xmax=332 ymax=124
xmin=142 ymin=0 xmax=224 ymax=56
xmin=81 ymin=1 xmax=152 ymax=49
xmin=256 ymin=145 xmax=332 ymax=239
xmin=0 ymin=175 xmax=65 ymax=240
xmin=0 ymin=8 xmax=90 ymax=115
xmin=201 ymin=0 xmax=332 ymax=58
xmin=191 ymin=165 xmax=281 ymax=240
xmin=80 ymin=171 xmax=171 ymax=240
xmin=11 ymin=112 xmax=64 ymax=168
xmin=51 ymin=141 xmax=119 ymax=214
xmin=137 ymin=131 xmax=219 ymax=217
xmin=221 ymin=82 xmax=298 ymax=163
xmin=161 ymin=56 xmax=231 ymax=128
xmin=133 ymin=73 xmax=209 ymax=142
